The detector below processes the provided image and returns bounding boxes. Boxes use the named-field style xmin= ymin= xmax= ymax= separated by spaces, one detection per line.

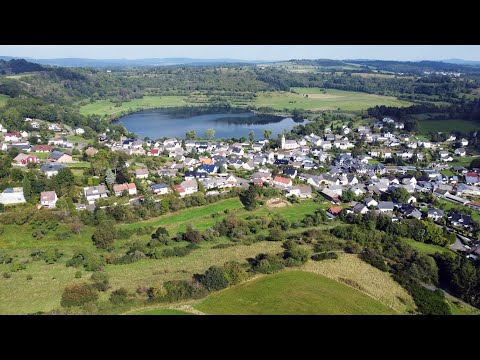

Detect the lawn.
xmin=64 ymin=161 xmax=92 ymax=169
xmin=417 ymin=119 xmax=479 ymax=135
xmin=26 ymin=152 xmax=50 ymax=159
xmin=79 ymin=96 xmax=196 ymax=116
xmin=302 ymin=254 xmax=415 ymax=314
xmin=195 ymin=271 xmax=396 ymax=315
xmin=401 ymin=238 xmax=454 ymax=256
xmin=0 ymin=94 xmax=10 ymax=107
xmin=254 ymin=88 xmax=413 ymax=112
xmin=67 ymin=135 xmax=93 ymax=144
xmin=449 ymin=155 xmax=477 ymax=168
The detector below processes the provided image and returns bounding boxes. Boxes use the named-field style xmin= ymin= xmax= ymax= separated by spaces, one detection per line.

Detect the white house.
xmin=455 ymin=148 xmax=466 ymax=157
xmin=281 ymin=135 xmax=299 ymax=150
xmin=83 ymin=185 xmax=108 ymax=204
xmin=112 ymin=183 xmax=137 ymax=196
xmin=75 ymin=128 xmax=85 ymax=135
xmin=40 ymin=191 xmax=58 ymax=208
xmin=460 ymin=138 xmax=469 ymax=146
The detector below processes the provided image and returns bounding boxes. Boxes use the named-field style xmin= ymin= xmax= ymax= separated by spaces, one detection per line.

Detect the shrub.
xmin=42 ymin=249 xmax=62 ymax=264
xmin=75 ymin=271 xmax=82 ymax=279
xmin=223 ymin=261 xmax=249 ymax=285
xmin=196 ymin=266 xmax=230 ymax=291
xmin=360 ymin=249 xmax=389 ymax=272
xmin=26 ymin=275 xmax=33 ymax=280
xmin=92 ymin=221 xmax=117 ymax=249
xmin=10 ymin=262 xmax=26 ymax=272
xmin=147 ymin=284 xmax=168 ymax=301
xmin=91 ymin=271 xmax=109 ymax=292
xmin=311 ymin=252 xmax=339 ymax=261
xmin=183 ymin=224 xmax=203 ymax=243
xmin=3 ymin=272 xmax=11 ymax=279
xmin=211 ymin=243 xmax=236 ymax=249
xmin=268 ymin=227 xmax=285 ymax=242
xmin=0 ymin=252 xmax=13 ymax=264
xmin=251 ymin=253 xmax=285 ymax=274
xmin=162 ymin=280 xmax=208 ymax=302
xmin=110 ymin=288 xmax=130 ymax=305
xmin=61 ymin=283 xmax=98 ymax=307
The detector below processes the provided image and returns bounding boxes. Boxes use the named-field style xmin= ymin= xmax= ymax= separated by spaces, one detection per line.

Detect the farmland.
xmin=255 ymin=88 xmax=413 ymax=112
xmin=195 ymin=271 xmax=396 ymax=315
xmin=417 ymin=119 xmax=479 ymax=135
xmin=79 ymin=96 xmax=197 ymax=116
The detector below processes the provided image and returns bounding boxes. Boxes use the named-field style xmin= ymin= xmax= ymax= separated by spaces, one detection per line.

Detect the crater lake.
xmin=115 ymin=108 xmax=307 ymax=140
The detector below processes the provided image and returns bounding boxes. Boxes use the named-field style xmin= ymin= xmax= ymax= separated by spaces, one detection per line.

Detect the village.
xmin=0 ymin=115 xmax=479 ymax=259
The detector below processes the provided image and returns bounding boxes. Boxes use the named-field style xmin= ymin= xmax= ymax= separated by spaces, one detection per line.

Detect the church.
xmin=281 ymin=134 xmax=299 ymax=150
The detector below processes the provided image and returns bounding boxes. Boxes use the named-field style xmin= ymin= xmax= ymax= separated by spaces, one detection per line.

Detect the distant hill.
xmin=0 ymin=58 xmax=46 ymax=74
xmin=442 ymin=58 xmax=480 ymax=65
xmin=0 ymin=56 xmax=269 ymax=68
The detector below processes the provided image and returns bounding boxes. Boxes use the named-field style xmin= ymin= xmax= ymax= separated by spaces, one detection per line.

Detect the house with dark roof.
xmin=40 ymin=164 xmax=66 ymax=178
xmin=447 ymin=211 xmax=473 ymax=229
xmin=148 ymin=183 xmax=169 ymax=195
xmin=198 ymin=164 xmax=217 ymax=174
xmin=49 ymin=151 xmax=72 ymax=163
xmin=283 ymin=167 xmax=297 ymax=179
xmin=427 ymin=209 xmax=445 ymax=221
xmin=377 ymin=201 xmax=394 ymax=212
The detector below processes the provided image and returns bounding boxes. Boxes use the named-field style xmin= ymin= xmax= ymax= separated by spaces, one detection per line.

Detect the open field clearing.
xmin=449 ymin=155 xmax=478 ymax=168
xmin=79 ymin=96 xmax=197 ymax=116
xmin=195 ymin=271 xmax=396 ymax=315
xmin=129 ymin=308 xmax=195 ymax=315
xmin=0 ymin=94 xmax=10 ymax=107
xmin=302 ymin=254 xmax=415 ymax=314
xmin=417 ymin=119 xmax=479 ymax=135
xmin=401 ymin=238 xmax=455 ymax=256
xmin=255 ymin=89 xmax=413 ymax=111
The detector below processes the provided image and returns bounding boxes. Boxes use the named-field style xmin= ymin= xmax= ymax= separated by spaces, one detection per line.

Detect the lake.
xmin=116 ymin=108 xmax=307 ymax=140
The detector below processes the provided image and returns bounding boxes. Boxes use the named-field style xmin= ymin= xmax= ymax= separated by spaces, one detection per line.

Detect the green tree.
xmin=205 ymin=128 xmax=215 ymax=140
xmin=239 ymin=185 xmax=257 ymax=211
xmin=104 ymin=168 xmax=116 ymax=187
xmin=248 ymin=130 xmax=255 ymax=142
xmin=263 ymin=129 xmax=272 ymax=140
xmin=186 ymin=129 xmax=196 ymax=140
xmin=223 ymin=261 xmax=248 ymax=285
xmin=390 ymin=187 xmax=411 ymax=203
xmin=53 ymin=168 xmax=75 ymax=196
xmin=22 ymin=174 xmax=32 ymax=202
xmin=92 ymin=221 xmax=117 ymax=249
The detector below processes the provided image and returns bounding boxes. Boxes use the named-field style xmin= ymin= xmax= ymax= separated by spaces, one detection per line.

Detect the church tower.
xmin=281 ymin=134 xmax=286 ymax=149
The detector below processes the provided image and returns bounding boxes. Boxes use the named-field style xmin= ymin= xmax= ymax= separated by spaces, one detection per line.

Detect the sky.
xmin=1 ymin=45 xmax=480 ymax=61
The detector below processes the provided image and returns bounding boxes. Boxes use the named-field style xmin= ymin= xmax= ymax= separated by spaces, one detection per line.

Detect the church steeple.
xmin=281 ymin=134 xmax=285 ymax=149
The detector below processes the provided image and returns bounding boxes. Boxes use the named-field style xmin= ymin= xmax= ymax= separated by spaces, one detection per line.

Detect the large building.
xmin=281 ymin=135 xmax=299 ymax=150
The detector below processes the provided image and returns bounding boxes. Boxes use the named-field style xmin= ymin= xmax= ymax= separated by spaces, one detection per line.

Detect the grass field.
xmin=449 ymin=155 xmax=477 ymax=168
xmin=79 ymin=96 xmax=195 ymax=116
xmin=254 ymin=88 xmax=413 ymax=112
xmin=417 ymin=119 xmax=479 ymax=135
xmin=64 ymin=161 xmax=92 ymax=169
xmin=67 ymin=135 xmax=92 ymax=144
xmin=401 ymin=238 xmax=454 ymax=256
xmin=195 ymin=271 xmax=396 ymax=315
xmin=26 ymin=152 xmax=50 ymax=159
xmin=131 ymin=308 xmax=193 ymax=315
xmin=302 ymin=254 xmax=415 ymax=313
xmin=0 ymin=94 xmax=9 ymax=107
xmin=447 ymin=298 xmax=480 ymax=315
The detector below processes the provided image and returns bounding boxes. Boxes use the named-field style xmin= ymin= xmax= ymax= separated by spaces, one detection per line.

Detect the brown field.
xmin=266 ymin=198 xmax=289 ymax=209
xmin=301 ymin=254 xmax=416 ymax=314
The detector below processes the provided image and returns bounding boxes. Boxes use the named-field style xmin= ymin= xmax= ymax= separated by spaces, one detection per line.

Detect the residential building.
xmin=40 ymin=191 xmax=58 ymax=208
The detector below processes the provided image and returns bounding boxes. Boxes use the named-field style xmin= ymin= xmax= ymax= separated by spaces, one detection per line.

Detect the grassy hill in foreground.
xmin=194 ymin=271 xmax=396 ymax=315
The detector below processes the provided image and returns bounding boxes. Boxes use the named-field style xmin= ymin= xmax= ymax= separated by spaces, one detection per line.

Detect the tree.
xmin=61 ymin=283 xmax=98 ymax=307
xmin=22 ymin=174 xmax=32 ymax=202
xmin=390 ymin=187 xmax=411 ymax=203
xmin=205 ymin=128 xmax=215 ymax=140
xmin=186 ymin=129 xmax=196 ymax=140
xmin=248 ymin=130 xmax=255 ymax=143
xmin=197 ymin=266 xmax=229 ymax=291
xmin=263 ymin=129 xmax=272 ymax=140
xmin=53 ymin=168 xmax=75 ymax=196
xmin=104 ymin=168 xmax=116 ymax=187
xmin=341 ymin=189 xmax=356 ymax=202
xmin=92 ymin=221 xmax=117 ymax=249
xmin=183 ymin=223 xmax=202 ymax=243
xmin=239 ymin=185 xmax=257 ymax=211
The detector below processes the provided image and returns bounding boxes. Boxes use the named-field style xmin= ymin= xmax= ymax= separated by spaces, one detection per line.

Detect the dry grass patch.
xmin=301 ymin=254 xmax=415 ymax=314
xmin=266 ymin=198 xmax=289 ymax=209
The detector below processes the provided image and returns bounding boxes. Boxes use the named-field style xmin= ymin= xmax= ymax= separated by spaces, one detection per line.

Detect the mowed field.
xmin=79 ymin=96 xmax=195 ymax=116
xmin=255 ymin=88 xmax=413 ymax=111
xmin=417 ymin=119 xmax=479 ymax=135
xmin=195 ymin=271 xmax=396 ymax=315
xmin=0 ymin=94 xmax=10 ymax=107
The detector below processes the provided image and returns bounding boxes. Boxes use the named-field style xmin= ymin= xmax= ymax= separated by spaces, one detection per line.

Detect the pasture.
xmin=79 ymin=96 xmax=196 ymax=116
xmin=0 ymin=94 xmax=9 ymax=107
xmin=417 ymin=119 xmax=479 ymax=135
xmin=255 ymin=88 xmax=412 ymax=112
xmin=195 ymin=271 xmax=396 ymax=315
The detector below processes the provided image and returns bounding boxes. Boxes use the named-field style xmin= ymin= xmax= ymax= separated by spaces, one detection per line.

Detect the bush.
xmin=183 ymin=224 xmax=203 ymax=243
xmin=91 ymin=271 xmax=109 ymax=292
xmin=61 ymin=283 xmax=98 ymax=307
xmin=251 ymin=253 xmax=285 ymax=274
xmin=360 ymin=249 xmax=389 ymax=272
xmin=92 ymin=221 xmax=117 ymax=249
xmin=0 ymin=252 xmax=12 ymax=264
xmin=10 ymin=262 xmax=26 ymax=272
xmin=75 ymin=271 xmax=82 ymax=279
xmin=110 ymin=288 xmax=130 ymax=305
xmin=196 ymin=266 xmax=230 ymax=291
xmin=26 ymin=275 xmax=33 ymax=280
xmin=211 ymin=243 xmax=236 ymax=249
xmin=311 ymin=252 xmax=339 ymax=261
xmin=161 ymin=280 xmax=208 ymax=302
xmin=223 ymin=261 xmax=249 ymax=285
xmin=3 ymin=272 xmax=11 ymax=279
xmin=268 ymin=227 xmax=285 ymax=242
